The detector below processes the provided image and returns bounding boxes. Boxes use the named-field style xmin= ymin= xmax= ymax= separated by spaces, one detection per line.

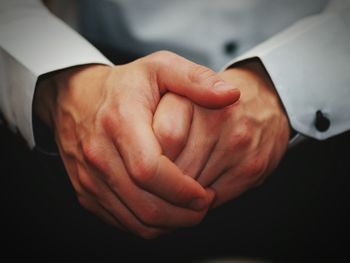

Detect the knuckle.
xmin=77 ymin=168 xmax=97 ymax=196
xmin=80 ymin=137 xmax=114 ymax=184
xmin=156 ymin=121 xmax=185 ymax=146
xmin=81 ymin=140 xmax=100 ymax=167
xmin=137 ymin=203 xmax=163 ymax=226
xmin=228 ymin=129 xmax=252 ymax=151
xmin=173 ymin=183 xmax=192 ymax=204
xmin=228 ymin=122 xmax=253 ymax=151
xmin=236 ymin=131 xmax=252 ymax=148
xmin=245 ymin=157 xmax=268 ymax=180
xmin=188 ymin=64 xmax=218 ymax=86
xmin=129 ymin=157 xmax=157 ymax=186
xmin=150 ymin=50 xmax=176 ymax=61
xmin=100 ymin=107 xmax=119 ymax=136
xmin=145 ymin=50 xmax=180 ymax=71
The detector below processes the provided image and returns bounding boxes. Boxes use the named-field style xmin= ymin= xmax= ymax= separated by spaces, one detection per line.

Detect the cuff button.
xmin=224 ymin=40 xmax=238 ymax=55
xmin=315 ymin=110 xmax=330 ymax=132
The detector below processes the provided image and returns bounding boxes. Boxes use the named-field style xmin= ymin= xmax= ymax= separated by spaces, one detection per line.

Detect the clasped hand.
xmin=34 ymin=51 xmax=289 ymax=238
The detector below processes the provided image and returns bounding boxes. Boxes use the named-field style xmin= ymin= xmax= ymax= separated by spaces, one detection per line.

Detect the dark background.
xmin=1 ymin=120 xmax=350 ymax=262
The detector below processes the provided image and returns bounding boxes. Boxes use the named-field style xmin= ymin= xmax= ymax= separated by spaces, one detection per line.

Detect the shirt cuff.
xmin=0 ymin=2 xmax=112 ymax=149
xmin=222 ymin=11 xmax=350 ymax=142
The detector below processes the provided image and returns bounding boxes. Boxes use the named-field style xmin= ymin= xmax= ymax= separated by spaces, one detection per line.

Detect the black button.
xmin=315 ymin=110 xmax=330 ymax=132
xmin=224 ymin=41 xmax=238 ymax=54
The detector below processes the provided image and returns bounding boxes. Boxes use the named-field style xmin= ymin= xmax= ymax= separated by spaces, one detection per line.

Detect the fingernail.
xmin=214 ymin=81 xmax=235 ymax=91
xmin=190 ymin=197 xmax=208 ymax=211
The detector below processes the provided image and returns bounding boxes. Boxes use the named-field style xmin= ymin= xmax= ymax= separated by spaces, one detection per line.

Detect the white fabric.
xmin=226 ymin=0 xmax=350 ymax=141
xmin=0 ymin=0 xmax=349 ymax=148
xmin=0 ymin=0 xmax=112 ymax=147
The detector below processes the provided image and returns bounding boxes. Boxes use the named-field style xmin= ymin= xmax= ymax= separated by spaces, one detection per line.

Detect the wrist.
xmin=34 ymin=64 xmax=111 ymax=129
xmin=221 ymin=60 xmax=291 ymax=147
xmin=233 ymin=60 xmax=292 ymax=139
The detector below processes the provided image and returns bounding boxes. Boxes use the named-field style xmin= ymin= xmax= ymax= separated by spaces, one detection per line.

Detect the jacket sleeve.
xmin=224 ymin=0 xmax=350 ymax=144
xmin=0 ymin=0 xmax=112 ymax=148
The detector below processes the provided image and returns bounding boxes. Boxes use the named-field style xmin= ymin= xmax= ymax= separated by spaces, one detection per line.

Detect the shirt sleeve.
xmin=0 ymin=0 xmax=112 ymax=148
xmin=224 ymin=0 xmax=350 ymax=143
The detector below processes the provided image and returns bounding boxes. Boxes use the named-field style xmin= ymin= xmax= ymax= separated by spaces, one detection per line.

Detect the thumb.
xmin=150 ymin=51 xmax=240 ymax=108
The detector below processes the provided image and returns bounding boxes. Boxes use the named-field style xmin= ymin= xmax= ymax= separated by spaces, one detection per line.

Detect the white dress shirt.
xmin=0 ymin=0 xmax=349 ymax=148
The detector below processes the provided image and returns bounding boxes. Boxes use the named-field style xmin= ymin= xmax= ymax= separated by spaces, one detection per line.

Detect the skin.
xmin=33 ymin=51 xmax=240 ymax=238
xmin=154 ymin=60 xmax=291 ymax=208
